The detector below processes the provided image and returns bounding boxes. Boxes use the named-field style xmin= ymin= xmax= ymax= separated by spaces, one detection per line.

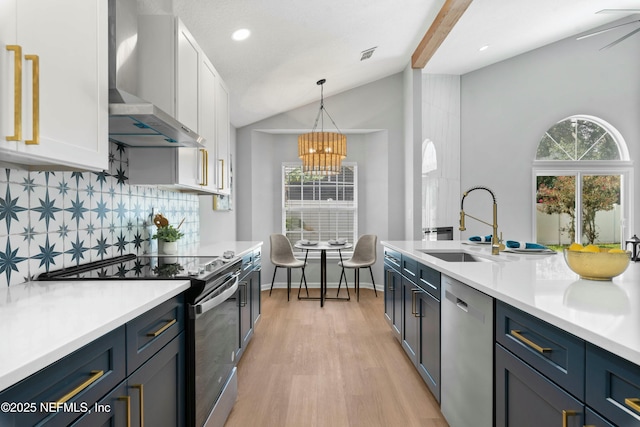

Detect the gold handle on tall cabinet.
xmin=204 ymin=149 xmax=209 ymax=186
xmin=24 ymin=54 xmax=39 ymax=145
xmin=562 ymin=409 xmax=576 ymax=427
xmin=146 ymin=318 xmax=177 ymax=337
xmin=6 ymin=45 xmax=22 ymax=141
xmin=625 ymin=397 xmax=640 ymax=413
xmin=510 ymin=329 xmax=552 ymax=353
xmin=55 ymin=370 xmax=104 ymax=404
xmin=218 ymin=158 xmax=225 ymax=190
xmin=132 ymin=384 xmax=144 ymax=427
xmin=199 ymin=149 xmax=207 ymax=186
xmin=118 ymin=395 xmax=131 ymax=427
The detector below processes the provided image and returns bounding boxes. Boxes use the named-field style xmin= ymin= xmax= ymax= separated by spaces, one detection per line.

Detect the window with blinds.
xmin=282 ymin=163 xmax=357 ymax=248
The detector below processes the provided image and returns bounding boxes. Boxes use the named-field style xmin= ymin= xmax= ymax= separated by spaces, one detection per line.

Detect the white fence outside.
xmin=536 ymin=203 xmax=621 ymax=245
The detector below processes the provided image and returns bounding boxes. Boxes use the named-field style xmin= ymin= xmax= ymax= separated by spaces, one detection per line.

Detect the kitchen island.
xmin=382 ymin=240 xmax=640 ymax=427
xmin=382 ymin=240 xmax=640 ymax=365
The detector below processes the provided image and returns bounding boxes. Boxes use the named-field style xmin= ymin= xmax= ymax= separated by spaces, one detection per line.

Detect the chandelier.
xmin=298 ymin=79 xmax=347 ymax=175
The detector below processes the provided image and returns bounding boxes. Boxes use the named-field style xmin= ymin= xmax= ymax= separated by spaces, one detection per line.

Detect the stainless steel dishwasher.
xmin=441 ymin=275 xmax=494 ymax=427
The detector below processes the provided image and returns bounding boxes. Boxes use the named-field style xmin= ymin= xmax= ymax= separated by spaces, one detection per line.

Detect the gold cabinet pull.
xmin=562 ymin=409 xmax=576 ymax=427
xmin=55 ymin=370 xmax=104 ymax=404
xmin=132 ymin=384 xmax=144 ymax=427
xmin=118 ymin=395 xmax=131 ymax=427
xmin=218 ymin=158 xmax=225 ymax=190
xmin=6 ymin=45 xmax=22 ymax=141
xmin=204 ymin=149 xmax=209 ymax=186
xmin=199 ymin=149 xmax=207 ymax=186
xmin=510 ymin=329 xmax=552 ymax=353
xmin=24 ymin=54 xmax=39 ymax=145
xmin=146 ymin=318 xmax=177 ymax=337
xmin=625 ymin=397 xmax=640 ymax=413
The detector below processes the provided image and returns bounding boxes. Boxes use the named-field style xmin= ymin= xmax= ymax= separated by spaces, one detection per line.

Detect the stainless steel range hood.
xmin=108 ymin=0 xmax=205 ymax=148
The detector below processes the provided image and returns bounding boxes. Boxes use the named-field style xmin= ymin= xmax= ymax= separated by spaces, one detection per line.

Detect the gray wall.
xmin=234 ymin=74 xmax=407 ymax=288
xmin=459 ymin=19 xmax=639 ymax=242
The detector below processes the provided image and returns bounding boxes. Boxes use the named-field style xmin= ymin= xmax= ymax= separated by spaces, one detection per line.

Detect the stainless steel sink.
xmin=418 ymin=251 xmax=493 ymax=262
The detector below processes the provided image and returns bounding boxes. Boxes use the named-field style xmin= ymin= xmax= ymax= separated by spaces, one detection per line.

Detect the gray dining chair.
xmin=269 ymin=234 xmax=309 ymax=301
xmin=337 ymin=234 xmax=378 ymax=301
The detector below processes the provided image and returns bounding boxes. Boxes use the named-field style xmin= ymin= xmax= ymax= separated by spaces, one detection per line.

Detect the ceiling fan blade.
xmin=576 ymin=19 xmax=640 ymax=40
xmin=600 ymin=26 xmax=640 ymax=49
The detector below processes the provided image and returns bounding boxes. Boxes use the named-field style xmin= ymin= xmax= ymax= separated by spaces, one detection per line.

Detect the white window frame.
xmin=532 ymin=115 xmax=634 ymax=244
xmin=282 ymin=162 xmax=358 ymax=258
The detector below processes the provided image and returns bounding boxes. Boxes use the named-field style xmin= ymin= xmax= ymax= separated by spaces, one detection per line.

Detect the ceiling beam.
xmin=411 ymin=0 xmax=473 ymax=69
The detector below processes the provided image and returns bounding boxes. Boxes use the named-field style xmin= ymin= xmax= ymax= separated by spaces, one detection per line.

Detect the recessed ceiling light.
xmin=479 ymin=45 xmax=489 ymax=52
xmin=232 ymin=29 xmax=251 ymax=41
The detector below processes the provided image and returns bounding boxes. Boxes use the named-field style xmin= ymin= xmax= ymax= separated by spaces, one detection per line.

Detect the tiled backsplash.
xmin=0 ymin=142 xmax=199 ymax=286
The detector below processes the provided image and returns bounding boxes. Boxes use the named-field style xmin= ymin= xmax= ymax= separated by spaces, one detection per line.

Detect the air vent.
xmin=360 ymin=47 xmax=377 ymax=61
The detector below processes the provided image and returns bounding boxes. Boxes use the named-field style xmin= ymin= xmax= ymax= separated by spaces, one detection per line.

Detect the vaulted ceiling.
xmin=165 ymin=0 xmax=640 ymax=127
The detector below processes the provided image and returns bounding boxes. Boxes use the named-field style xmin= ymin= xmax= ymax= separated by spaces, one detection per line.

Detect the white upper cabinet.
xmin=134 ymin=15 xmax=230 ymax=194
xmin=199 ymin=56 xmax=219 ymax=192
xmin=216 ymin=78 xmax=231 ymax=195
xmin=0 ymin=0 xmax=109 ymax=171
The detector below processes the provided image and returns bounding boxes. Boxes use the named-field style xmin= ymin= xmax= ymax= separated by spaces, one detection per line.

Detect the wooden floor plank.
xmin=225 ymin=289 xmax=448 ymax=427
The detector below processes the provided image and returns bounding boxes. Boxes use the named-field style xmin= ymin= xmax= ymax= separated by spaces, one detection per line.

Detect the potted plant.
xmin=152 ymin=214 xmax=184 ymax=255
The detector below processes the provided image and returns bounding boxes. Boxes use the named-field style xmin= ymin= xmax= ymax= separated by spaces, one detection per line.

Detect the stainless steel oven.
xmin=38 ymin=253 xmax=242 ymax=427
xmin=189 ymin=263 xmax=240 ymax=427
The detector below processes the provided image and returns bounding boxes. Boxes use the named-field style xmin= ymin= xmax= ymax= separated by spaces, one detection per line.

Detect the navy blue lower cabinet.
xmin=586 ymin=343 xmax=640 ymax=426
xmin=401 ymin=276 xmax=419 ymax=365
xmin=585 ymin=407 xmax=616 ymax=427
xmin=127 ymin=332 xmax=186 ymax=427
xmin=0 ymin=326 xmax=126 ymax=427
xmin=70 ymin=382 xmax=129 ymax=426
xmin=496 ymin=344 xmax=584 ymax=427
xmin=251 ymin=262 xmax=262 ymax=327
xmin=417 ymin=290 xmax=440 ymax=402
xmin=383 ymin=262 xmax=402 ymax=341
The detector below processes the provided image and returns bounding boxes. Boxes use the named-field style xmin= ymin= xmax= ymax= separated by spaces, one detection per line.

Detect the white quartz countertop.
xmin=157 ymin=241 xmax=263 ymax=258
xmin=381 ymin=240 xmax=640 ymax=366
xmin=0 ymin=279 xmax=190 ymax=392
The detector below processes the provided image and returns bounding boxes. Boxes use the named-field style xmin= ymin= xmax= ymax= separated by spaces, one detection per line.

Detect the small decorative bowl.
xmin=563 ymin=248 xmax=631 ymax=281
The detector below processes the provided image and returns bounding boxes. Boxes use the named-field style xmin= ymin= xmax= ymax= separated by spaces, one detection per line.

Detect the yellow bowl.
xmin=563 ymin=248 xmax=631 ymax=281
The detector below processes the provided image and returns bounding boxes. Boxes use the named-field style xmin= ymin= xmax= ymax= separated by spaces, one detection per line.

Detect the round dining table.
xmin=294 ymin=241 xmax=353 ymax=307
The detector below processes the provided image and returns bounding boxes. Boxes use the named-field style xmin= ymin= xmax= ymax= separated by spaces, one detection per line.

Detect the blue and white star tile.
xmin=31 ymin=170 xmax=54 ymax=187
xmin=29 ymin=234 xmax=63 ymax=278
xmin=29 ymin=186 xmax=63 ymax=234
xmin=91 ymin=195 xmax=110 ymax=229
xmin=4 ymin=168 xmax=28 ymax=184
xmin=0 ymin=182 xmax=29 ymax=236
xmin=63 ymin=229 xmax=90 ymax=268
xmin=0 ymin=235 xmax=29 ymax=286
xmin=90 ymin=231 xmax=112 ymax=262
xmin=64 ymin=192 xmax=90 ymax=231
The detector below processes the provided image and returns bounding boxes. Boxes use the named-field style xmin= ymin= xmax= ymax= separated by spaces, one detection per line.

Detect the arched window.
xmin=533 ymin=115 xmax=633 ymax=248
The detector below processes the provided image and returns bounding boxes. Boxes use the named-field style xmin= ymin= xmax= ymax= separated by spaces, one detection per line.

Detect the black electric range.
xmin=37 ymin=253 xmax=240 ymax=298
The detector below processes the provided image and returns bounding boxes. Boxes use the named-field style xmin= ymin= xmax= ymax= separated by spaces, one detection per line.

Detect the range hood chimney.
xmin=108 ymin=0 xmax=205 ymax=148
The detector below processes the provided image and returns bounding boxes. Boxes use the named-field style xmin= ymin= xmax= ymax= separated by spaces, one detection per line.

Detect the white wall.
xmin=460 ymin=18 xmax=639 ymax=242
xmin=235 ymin=74 xmax=407 ymax=287
xmin=421 ymin=74 xmax=461 ymax=238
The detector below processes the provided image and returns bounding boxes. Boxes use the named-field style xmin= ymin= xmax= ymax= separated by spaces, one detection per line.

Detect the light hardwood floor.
xmin=225 ymin=288 xmax=449 ymax=427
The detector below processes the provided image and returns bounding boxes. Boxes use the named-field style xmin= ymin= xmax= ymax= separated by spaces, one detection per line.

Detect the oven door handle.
xmin=191 ymin=273 xmax=240 ymax=319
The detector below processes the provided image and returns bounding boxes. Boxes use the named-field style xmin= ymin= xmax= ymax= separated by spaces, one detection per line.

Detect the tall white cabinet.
xmin=129 ymin=16 xmax=230 ymax=194
xmin=0 ymin=0 xmax=108 ymax=171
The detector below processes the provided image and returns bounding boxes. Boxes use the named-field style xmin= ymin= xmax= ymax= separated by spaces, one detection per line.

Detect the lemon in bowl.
xmin=563 ymin=245 xmax=631 ymax=281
